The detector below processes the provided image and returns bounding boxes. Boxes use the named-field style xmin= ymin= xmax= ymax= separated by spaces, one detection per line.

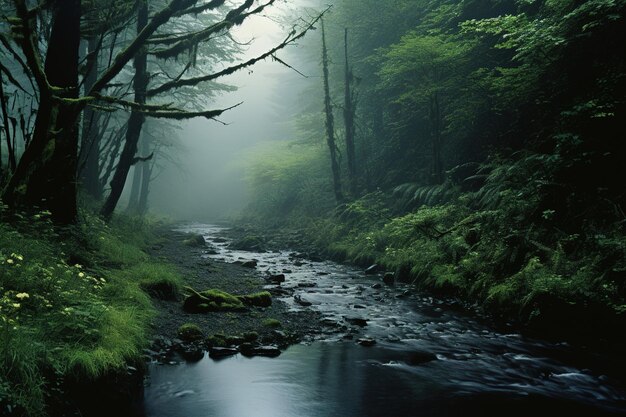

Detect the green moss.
xmin=183 ymin=288 xmax=245 ymax=313
xmin=177 ymin=323 xmax=203 ymax=342
xmin=237 ymin=291 xmax=272 ymax=307
xmin=262 ymin=318 xmax=281 ymax=328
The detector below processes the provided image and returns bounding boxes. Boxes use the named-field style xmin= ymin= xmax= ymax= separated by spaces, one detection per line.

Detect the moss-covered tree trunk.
xmin=322 ymin=19 xmax=344 ymax=204
xmin=2 ymin=0 xmax=81 ymax=224
xmin=100 ymin=0 xmax=148 ymax=221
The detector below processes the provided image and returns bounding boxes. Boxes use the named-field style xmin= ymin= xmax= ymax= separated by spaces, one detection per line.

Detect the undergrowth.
xmin=0 ymin=205 xmax=180 ymax=416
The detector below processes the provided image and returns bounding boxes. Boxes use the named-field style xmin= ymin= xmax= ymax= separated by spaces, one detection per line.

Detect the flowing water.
xmin=141 ymin=224 xmax=626 ymax=417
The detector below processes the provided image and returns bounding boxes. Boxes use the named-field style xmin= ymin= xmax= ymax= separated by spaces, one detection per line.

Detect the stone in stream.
xmin=383 ymin=272 xmax=395 ymax=285
xmin=357 ymin=338 xmax=376 ymax=347
xmin=240 ymin=260 xmax=258 ymax=268
xmin=282 ymin=269 xmax=293 ymax=273
xmin=364 ymin=264 xmax=379 ymax=275
xmin=297 ymin=282 xmax=316 ymax=288
xmin=180 ymin=345 xmax=204 ymax=362
xmin=294 ymin=294 xmax=312 ymax=307
xmin=293 ymin=261 xmax=304 ymax=267
xmin=353 ymin=304 xmax=366 ymax=309
xmin=395 ymin=290 xmax=411 ymax=298
xmin=317 ymin=271 xmax=330 ymax=276
xmin=371 ymin=283 xmax=382 ymax=289
xmin=183 ymin=234 xmax=206 ymax=247
xmin=239 ymin=343 xmax=281 ymax=358
xmin=344 ymin=316 xmax=368 ymax=327
xmin=267 ymin=273 xmax=286 ymax=284
xmin=208 ymin=347 xmax=239 ymax=359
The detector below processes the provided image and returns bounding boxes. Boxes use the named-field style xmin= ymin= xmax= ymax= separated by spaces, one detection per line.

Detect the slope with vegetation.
xmin=240 ymin=0 xmax=626 ymax=342
xmin=0 ymin=208 xmax=182 ymax=416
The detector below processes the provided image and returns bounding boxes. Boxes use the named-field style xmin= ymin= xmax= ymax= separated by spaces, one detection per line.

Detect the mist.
xmin=143 ymin=2 xmax=316 ymax=221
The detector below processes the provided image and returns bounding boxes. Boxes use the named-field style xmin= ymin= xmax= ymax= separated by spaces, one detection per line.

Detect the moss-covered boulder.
xmin=177 ymin=323 xmax=203 ymax=342
xmin=237 ymin=291 xmax=272 ymax=307
xmin=183 ymin=288 xmax=245 ymax=313
xmin=183 ymin=288 xmax=272 ymax=313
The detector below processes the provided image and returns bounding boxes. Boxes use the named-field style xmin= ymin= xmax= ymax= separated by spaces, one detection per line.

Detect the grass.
xmin=0 ymin=206 xmax=180 ymax=416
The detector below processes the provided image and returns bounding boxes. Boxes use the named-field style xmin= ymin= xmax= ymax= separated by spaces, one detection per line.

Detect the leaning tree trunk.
xmin=343 ymin=28 xmax=357 ymax=197
xmin=2 ymin=0 xmax=81 ymax=224
xmin=321 ymin=19 xmax=343 ymax=204
xmin=100 ymin=0 xmax=148 ymax=221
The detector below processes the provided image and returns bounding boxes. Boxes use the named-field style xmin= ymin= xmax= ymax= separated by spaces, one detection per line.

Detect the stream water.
xmin=141 ymin=224 xmax=626 ymax=417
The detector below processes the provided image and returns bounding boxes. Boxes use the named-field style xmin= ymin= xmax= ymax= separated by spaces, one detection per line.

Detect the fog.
xmin=140 ymin=1 xmax=319 ymax=221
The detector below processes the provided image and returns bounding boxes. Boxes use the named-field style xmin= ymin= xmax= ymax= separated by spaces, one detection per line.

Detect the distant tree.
xmin=321 ymin=18 xmax=343 ymax=204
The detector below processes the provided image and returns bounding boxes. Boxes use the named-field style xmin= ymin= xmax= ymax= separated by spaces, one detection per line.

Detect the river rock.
xmin=371 ymin=283 xmax=382 ymax=289
xmin=267 ymin=273 xmax=286 ymax=284
xmin=344 ymin=316 xmax=367 ymax=327
xmin=294 ymin=294 xmax=312 ymax=306
xmin=353 ymin=304 xmax=366 ymax=309
xmin=183 ymin=234 xmax=206 ymax=247
xmin=180 ymin=346 xmax=204 ymax=362
xmin=241 ymin=260 xmax=257 ymax=268
xmin=383 ymin=272 xmax=395 ymax=285
xmin=239 ymin=343 xmax=281 ymax=358
xmin=209 ymin=347 xmax=239 ymax=359
xmin=357 ymin=338 xmax=376 ymax=347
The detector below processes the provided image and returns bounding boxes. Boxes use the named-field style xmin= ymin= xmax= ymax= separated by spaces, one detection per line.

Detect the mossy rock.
xmin=262 ymin=318 xmax=281 ymax=328
xmin=183 ymin=234 xmax=206 ymax=247
xmin=206 ymin=333 xmax=227 ymax=348
xmin=183 ymin=288 xmax=245 ymax=313
xmin=237 ymin=291 xmax=272 ymax=307
xmin=177 ymin=323 xmax=203 ymax=342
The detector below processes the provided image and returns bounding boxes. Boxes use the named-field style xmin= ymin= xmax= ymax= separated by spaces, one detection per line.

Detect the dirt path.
xmin=146 ymin=228 xmax=321 ymax=353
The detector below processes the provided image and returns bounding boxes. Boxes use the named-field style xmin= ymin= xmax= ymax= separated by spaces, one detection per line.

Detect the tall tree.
xmin=3 ymin=0 xmax=82 ymax=224
xmin=100 ymin=0 xmax=149 ymax=220
xmin=343 ymin=28 xmax=357 ymax=196
xmin=321 ymin=19 xmax=343 ymax=204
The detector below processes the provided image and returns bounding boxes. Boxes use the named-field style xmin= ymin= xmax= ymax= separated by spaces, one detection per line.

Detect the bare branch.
xmin=147 ymin=9 xmax=327 ymax=97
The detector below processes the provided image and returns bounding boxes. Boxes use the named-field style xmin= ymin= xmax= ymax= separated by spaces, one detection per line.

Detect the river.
xmin=140 ymin=224 xmax=626 ymax=417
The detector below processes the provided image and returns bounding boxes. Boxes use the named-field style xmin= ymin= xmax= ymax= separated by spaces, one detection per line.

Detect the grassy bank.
xmin=0 ymin=205 xmax=181 ymax=416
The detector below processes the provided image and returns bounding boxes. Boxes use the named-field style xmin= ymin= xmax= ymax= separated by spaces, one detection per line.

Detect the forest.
xmin=1 ymin=0 xmax=625 ymax=416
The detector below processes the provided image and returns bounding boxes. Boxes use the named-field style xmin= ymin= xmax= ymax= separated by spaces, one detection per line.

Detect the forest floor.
xmin=145 ymin=228 xmax=322 ymax=356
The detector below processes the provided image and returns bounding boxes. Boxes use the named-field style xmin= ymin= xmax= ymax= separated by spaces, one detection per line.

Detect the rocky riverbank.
xmin=144 ymin=227 xmax=323 ymax=363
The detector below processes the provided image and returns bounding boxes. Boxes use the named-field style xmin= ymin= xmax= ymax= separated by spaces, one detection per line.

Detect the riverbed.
xmin=140 ymin=224 xmax=626 ymax=417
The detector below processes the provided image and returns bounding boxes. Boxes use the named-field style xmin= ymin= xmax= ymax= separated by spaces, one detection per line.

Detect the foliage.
xmin=0 ymin=208 xmax=174 ymax=416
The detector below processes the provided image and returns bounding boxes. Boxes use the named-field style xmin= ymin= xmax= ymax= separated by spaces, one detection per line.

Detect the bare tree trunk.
xmin=101 ymin=0 xmax=148 ymax=221
xmin=321 ymin=19 xmax=343 ymax=204
xmin=2 ymin=0 xmax=81 ymax=224
xmin=343 ymin=28 xmax=357 ymax=197
xmin=80 ymin=36 xmax=103 ymax=200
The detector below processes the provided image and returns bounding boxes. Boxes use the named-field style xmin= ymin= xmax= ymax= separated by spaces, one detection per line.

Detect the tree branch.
xmin=89 ymin=0 xmax=198 ymax=95
xmin=147 ymin=9 xmax=327 ymax=97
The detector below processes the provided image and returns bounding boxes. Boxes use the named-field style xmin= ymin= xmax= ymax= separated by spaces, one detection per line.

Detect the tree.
xmin=343 ymin=28 xmax=357 ymax=196
xmin=321 ymin=18 xmax=343 ymax=204
xmin=1 ymin=0 xmax=324 ymax=223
